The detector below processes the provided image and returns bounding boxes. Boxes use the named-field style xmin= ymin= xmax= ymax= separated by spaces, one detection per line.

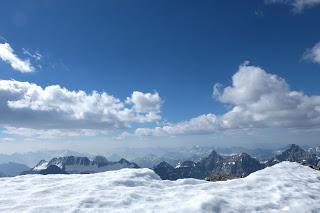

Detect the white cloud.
xmin=0 ymin=80 xmax=162 ymax=137
xmin=266 ymin=0 xmax=320 ymax=12
xmin=303 ymin=42 xmax=320 ymax=64
xmin=22 ymin=48 xmax=42 ymax=61
xmin=136 ymin=63 xmax=320 ymax=136
xmin=126 ymin=91 xmax=161 ymax=113
xmin=0 ymin=43 xmax=34 ymax=73
xmin=135 ymin=114 xmax=219 ymax=136
xmin=1 ymin=137 xmax=14 ymax=142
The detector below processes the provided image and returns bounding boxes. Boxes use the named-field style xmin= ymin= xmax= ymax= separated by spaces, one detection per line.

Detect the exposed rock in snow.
xmin=0 ymin=162 xmax=319 ymax=212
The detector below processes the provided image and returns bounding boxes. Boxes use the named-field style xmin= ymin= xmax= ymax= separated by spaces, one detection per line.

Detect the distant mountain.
xmin=154 ymin=150 xmax=265 ymax=180
xmin=307 ymin=146 xmax=320 ymax=157
xmin=23 ymin=155 xmax=139 ymax=175
xmin=267 ymin=144 xmax=319 ymax=166
xmin=154 ymin=144 xmax=320 ymax=181
xmin=0 ymin=162 xmax=30 ymax=176
xmin=220 ymin=153 xmax=265 ymax=177
xmin=153 ymin=162 xmax=180 ymax=180
xmin=216 ymin=147 xmax=276 ymax=161
xmin=0 ymin=150 xmax=91 ymax=167
xmin=133 ymin=154 xmax=181 ymax=168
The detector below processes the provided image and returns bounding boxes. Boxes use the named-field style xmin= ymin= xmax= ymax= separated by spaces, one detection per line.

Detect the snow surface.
xmin=32 ymin=161 xmax=48 ymax=171
xmin=0 ymin=162 xmax=319 ymax=213
xmin=63 ymin=162 xmax=136 ymax=174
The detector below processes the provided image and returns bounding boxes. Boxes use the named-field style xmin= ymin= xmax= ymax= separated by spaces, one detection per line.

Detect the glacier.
xmin=0 ymin=162 xmax=319 ymax=213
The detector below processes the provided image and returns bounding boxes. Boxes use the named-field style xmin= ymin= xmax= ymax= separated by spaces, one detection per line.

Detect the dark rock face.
xmin=39 ymin=165 xmax=68 ymax=175
xmin=199 ymin=150 xmax=224 ymax=173
xmin=153 ymin=150 xmax=265 ymax=180
xmin=267 ymin=144 xmax=318 ymax=166
xmin=220 ymin=153 xmax=265 ymax=177
xmin=176 ymin=161 xmax=204 ymax=179
xmin=94 ymin=156 xmax=109 ymax=167
xmin=49 ymin=156 xmax=92 ymax=169
xmin=153 ymin=162 xmax=180 ymax=180
xmin=118 ymin=158 xmax=139 ymax=168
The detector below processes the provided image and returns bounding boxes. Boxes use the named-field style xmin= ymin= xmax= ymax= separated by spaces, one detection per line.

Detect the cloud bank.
xmin=266 ymin=0 xmax=320 ymax=12
xmin=0 ymin=80 xmax=162 ymax=137
xmin=0 ymin=43 xmax=34 ymax=73
xmin=136 ymin=63 xmax=320 ymax=136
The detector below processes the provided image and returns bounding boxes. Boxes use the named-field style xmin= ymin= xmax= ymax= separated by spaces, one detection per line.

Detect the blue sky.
xmin=0 ymin=0 xmax=320 ymax=154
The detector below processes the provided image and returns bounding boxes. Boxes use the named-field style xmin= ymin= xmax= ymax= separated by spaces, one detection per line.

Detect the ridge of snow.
xmin=0 ymin=162 xmax=319 ymax=212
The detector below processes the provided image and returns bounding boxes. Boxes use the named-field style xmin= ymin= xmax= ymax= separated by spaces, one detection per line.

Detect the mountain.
xmin=0 ymin=150 xmax=91 ymax=167
xmin=38 ymin=165 xmax=68 ymax=175
xmin=219 ymin=153 xmax=265 ymax=177
xmin=1 ymin=162 xmax=319 ymax=212
xmin=0 ymin=162 xmax=30 ymax=176
xmin=23 ymin=156 xmax=139 ymax=175
xmin=216 ymin=147 xmax=276 ymax=161
xmin=198 ymin=150 xmax=224 ymax=174
xmin=132 ymin=154 xmax=180 ymax=168
xmin=153 ymin=150 xmax=265 ymax=180
xmin=267 ymin=144 xmax=319 ymax=166
xmin=0 ymin=172 xmax=5 ymax=177
xmin=175 ymin=160 xmax=205 ymax=179
xmin=307 ymin=146 xmax=320 ymax=157
xmin=153 ymin=162 xmax=180 ymax=180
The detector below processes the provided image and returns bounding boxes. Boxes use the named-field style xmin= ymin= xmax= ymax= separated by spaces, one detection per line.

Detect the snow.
xmin=32 ymin=161 xmax=48 ymax=171
xmin=63 ymin=162 xmax=136 ymax=174
xmin=0 ymin=162 xmax=319 ymax=212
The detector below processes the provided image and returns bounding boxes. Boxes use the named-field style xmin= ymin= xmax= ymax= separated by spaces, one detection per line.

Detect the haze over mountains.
xmin=154 ymin=144 xmax=320 ymax=180
xmin=2 ymin=144 xmax=316 ymax=181
xmin=0 ymin=162 xmax=29 ymax=177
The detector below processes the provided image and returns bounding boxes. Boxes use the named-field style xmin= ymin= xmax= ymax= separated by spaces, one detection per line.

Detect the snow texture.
xmin=0 ymin=162 xmax=319 ymax=213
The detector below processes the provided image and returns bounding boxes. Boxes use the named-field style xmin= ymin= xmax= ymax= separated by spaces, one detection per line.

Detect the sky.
xmin=0 ymin=0 xmax=320 ymax=154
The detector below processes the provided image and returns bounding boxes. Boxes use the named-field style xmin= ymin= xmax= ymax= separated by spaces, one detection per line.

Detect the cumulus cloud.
xmin=0 ymin=43 xmax=34 ymax=73
xmin=303 ymin=42 xmax=320 ymax=64
xmin=126 ymin=91 xmax=161 ymax=113
xmin=266 ymin=0 xmax=320 ymax=12
xmin=135 ymin=114 xmax=219 ymax=136
xmin=0 ymin=80 xmax=162 ymax=137
xmin=136 ymin=63 xmax=320 ymax=136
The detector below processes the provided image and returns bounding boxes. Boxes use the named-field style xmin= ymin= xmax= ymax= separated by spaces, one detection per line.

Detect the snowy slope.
xmin=0 ymin=162 xmax=319 ymax=212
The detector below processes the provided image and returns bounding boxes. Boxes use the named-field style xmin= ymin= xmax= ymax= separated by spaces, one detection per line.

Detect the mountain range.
xmin=2 ymin=144 xmax=319 ymax=179
xmin=0 ymin=150 xmax=91 ymax=167
xmin=0 ymin=162 xmax=30 ymax=177
xmin=153 ymin=144 xmax=320 ymax=180
xmin=22 ymin=156 xmax=139 ymax=175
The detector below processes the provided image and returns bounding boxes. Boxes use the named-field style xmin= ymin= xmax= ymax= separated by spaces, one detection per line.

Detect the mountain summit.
xmin=267 ymin=144 xmax=318 ymax=166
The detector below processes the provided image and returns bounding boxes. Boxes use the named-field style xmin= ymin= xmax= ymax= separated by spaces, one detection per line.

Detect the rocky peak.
xmin=267 ymin=144 xmax=318 ymax=166
xmin=199 ymin=150 xmax=224 ymax=171
xmin=153 ymin=161 xmax=179 ymax=180
xmin=93 ymin=156 xmax=109 ymax=167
